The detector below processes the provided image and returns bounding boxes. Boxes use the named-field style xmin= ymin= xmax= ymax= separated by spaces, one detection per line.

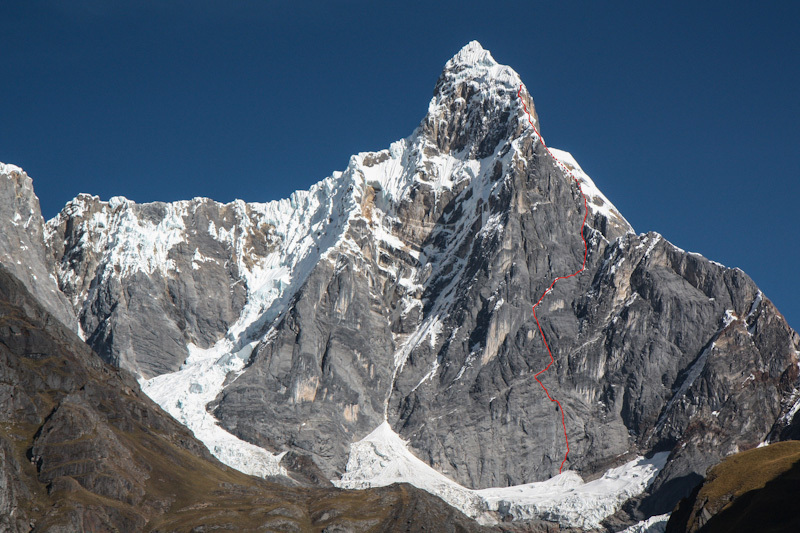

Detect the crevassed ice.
xmin=621 ymin=513 xmax=671 ymax=533
xmin=136 ymin=167 xmax=363 ymax=477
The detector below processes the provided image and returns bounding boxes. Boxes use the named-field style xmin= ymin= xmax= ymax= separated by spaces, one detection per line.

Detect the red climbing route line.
xmin=517 ymin=84 xmax=589 ymax=473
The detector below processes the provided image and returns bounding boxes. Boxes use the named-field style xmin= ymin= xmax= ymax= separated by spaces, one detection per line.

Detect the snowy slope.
xmin=621 ymin=514 xmax=670 ymax=533
xmin=129 ymin=123 xmax=523 ymax=479
xmin=550 ymin=147 xmax=632 ymax=230
xmin=336 ymin=421 xmax=669 ymax=528
xmin=132 ymin=172 xmax=366 ymax=474
xmin=335 ymin=422 xmax=485 ymax=517
xmin=141 ymin=341 xmax=287 ymax=477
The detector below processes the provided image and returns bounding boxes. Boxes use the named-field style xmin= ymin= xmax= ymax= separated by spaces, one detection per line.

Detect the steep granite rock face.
xmin=211 ymin=43 xmax=799 ymax=508
xmin=209 ymin=41 xmax=635 ymax=483
xmin=0 ymin=163 xmax=77 ymax=331
xmin=36 ymin=40 xmax=800 ymax=527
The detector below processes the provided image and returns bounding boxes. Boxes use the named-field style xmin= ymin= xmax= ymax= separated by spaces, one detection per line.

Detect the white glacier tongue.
xmin=621 ymin=513 xmax=671 ymax=533
xmin=335 ymin=422 xmax=484 ymax=517
xmin=476 ymin=453 xmax=668 ymax=529
xmin=336 ymin=421 xmax=669 ymax=528
xmin=141 ymin=341 xmax=287 ymax=477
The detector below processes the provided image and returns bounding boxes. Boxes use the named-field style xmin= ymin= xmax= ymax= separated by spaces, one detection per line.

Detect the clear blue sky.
xmin=2 ymin=1 xmax=798 ymax=329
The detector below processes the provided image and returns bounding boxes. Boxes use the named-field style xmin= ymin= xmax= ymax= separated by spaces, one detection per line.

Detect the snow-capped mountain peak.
xmin=446 ymin=40 xmax=499 ymax=69
xmin=425 ymin=41 xmax=536 ymax=159
xmin=25 ymin=40 xmax=800 ymax=532
xmin=439 ymin=40 xmax=522 ymax=92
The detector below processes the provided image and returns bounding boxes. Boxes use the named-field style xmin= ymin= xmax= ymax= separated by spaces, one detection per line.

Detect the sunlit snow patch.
xmin=477 ymin=453 xmax=668 ymax=529
xmin=141 ymin=340 xmax=287 ymax=478
xmin=549 ymin=147 xmax=634 ymax=233
xmin=336 ymin=422 xmax=669 ymax=528
xmin=621 ymin=513 xmax=670 ymax=533
xmin=335 ymin=422 xmax=485 ymax=517
xmin=134 ymin=160 xmax=368 ymax=479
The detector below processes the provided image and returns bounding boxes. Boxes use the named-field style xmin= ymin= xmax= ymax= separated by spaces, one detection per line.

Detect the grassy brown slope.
xmin=0 ymin=265 xmax=485 ymax=532
xmin=666 ymin=440 xmax=800 ymax=533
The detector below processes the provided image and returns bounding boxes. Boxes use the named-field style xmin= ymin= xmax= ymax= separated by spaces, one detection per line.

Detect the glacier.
xmin=336 ymin=420 xmax=669 ymax=528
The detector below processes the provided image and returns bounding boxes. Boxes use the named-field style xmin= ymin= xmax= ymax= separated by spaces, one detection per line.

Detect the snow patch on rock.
xmin=550 ymin=147 xmax=633 ymax=233
xmin=128 ymin=163 xmax=368 ymax=478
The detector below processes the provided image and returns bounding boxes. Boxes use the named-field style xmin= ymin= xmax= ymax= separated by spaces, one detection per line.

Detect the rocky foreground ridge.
xmin=2 ymin=41 xmax=799 ymax=530
xmin=666 ymin=441 xmax=800 ymax=533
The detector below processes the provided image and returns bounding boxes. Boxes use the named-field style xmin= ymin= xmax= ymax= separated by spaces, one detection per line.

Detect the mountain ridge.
xmin=2 ymin=40 xmax=798 ymax=530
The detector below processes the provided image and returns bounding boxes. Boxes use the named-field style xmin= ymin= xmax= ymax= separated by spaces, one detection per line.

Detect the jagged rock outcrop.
xmin=210 ymin=40 xmax=640 ymax=485
xmin=0 ymin=163 xmax=77 ymax=331
xmin=26 ymin=40 xmax=800 ymax=528
xmin=45 ymin=195 xmax=278 ymax=377
xmin=209 ymin=43 xmax=800 ymax=513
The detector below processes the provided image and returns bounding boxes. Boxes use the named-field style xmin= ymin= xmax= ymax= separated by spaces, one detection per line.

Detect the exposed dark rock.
xmin=45 ymin=196 xmax=270 ymax=378
xmin=281 ymin=450 xmax=335 ymax=487
xmin=210 ymin=44 xmax=800 ymax=515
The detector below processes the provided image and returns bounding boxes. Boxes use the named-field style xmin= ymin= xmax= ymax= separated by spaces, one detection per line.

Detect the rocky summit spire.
xmin=422 ymin=41 xmax=539 ymax=159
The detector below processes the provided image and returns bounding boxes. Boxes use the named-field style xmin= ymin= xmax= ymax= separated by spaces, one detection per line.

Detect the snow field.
xmin=336 ymin=421 xmax=669 ymax=528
